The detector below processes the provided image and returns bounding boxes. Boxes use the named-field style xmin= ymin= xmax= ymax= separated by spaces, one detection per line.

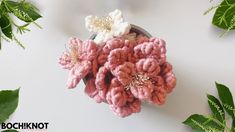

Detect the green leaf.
xmin=207 ymin=94 xmax=225 ymax=123
xmin=216 ymin=82 xmax=235 ymax=118
xmin=232 ymin=119 xmax=235 ymax=132
xmin=0 ymin=13 xmax=12 ymax=39
xmin=5 ymin=0 xmax=42 ymax=22
xmin=212 ymin=0 xmax=235 ymax=30
xmin=0 ymin=89 xmax=19 ymax=124
xmin=183 ymin=114 xmax=223 ymax=131
xmin=2 ymin=130 xmax=18 ymax=132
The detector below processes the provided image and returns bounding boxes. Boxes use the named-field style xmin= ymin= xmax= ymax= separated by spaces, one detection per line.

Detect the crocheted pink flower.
xmin=112 ymin=62 xmax=136 ymax=86
xmin=129 ymin=78 xmax=154 ymax=100
xmin=59 ymin=38 xmax=82 ymax=70
xmin=133 ymin=38 xmax=166 ymax=64
xmin=59 ymin=37 xmax=98 ymax=88
xmin=60 ymin=35 xmax=176 ymax=117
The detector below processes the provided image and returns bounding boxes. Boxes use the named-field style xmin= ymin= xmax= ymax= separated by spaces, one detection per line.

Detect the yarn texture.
xmin=59 ymin=35 xmax=176 ymax=117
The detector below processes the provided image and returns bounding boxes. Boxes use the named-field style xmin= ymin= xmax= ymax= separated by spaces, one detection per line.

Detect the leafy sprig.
xmin=0 ymin=0 xmax=42 ymax=50
xmin=205 ymin=0 xmax=235 ymax=36
xmin=183 ymin=82 xmax=235 ymax=132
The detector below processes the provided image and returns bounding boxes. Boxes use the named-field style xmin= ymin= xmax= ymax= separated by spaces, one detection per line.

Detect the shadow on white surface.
xmin=209 ymin=25 xmax=235 ymax=39
xmin=115 ymin=0 xmax=153 ymax=13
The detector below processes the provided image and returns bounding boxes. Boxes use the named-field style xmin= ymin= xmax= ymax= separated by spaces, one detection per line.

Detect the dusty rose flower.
xmin=59 ymin=37 xmax=98 ymax=88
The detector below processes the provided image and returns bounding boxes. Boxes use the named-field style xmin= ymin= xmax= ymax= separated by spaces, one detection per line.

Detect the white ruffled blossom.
xmin=85 ymin=9 xmax=131 ymax=44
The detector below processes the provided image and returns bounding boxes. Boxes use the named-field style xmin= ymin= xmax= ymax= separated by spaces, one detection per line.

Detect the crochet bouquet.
xmin=59 ymin=9 xmax=176 ymax=117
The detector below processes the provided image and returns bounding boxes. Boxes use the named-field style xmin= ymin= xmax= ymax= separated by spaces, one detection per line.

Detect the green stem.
xmin=2 ymin=0 xmax=11 ymax=12
xmin=12 ymin=34 xmax=25 ymax=49
xmin=204 ymin=5 xmax=220 ymax=15
xmin=32 ymin=22 xmax=42 ymax=29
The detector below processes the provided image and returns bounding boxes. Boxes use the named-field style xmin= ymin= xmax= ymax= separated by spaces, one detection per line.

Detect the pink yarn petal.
xmin=59 ymin=52 xmax=74 ymax=70
xmin=163 ymin=72 xmax=176 ymax=93
xmin=103 ymin=38 xmax=125 ymax=53
xmin=80 ymin=40 xmax=98 ymax=61
xmin=97 ymin=52 xmax=108 ymax=65
xmin=136 ymin=58 xmax=160 ymax=77
xmin=68 ymin=37 xmax=83 ymax=50
xmin=96 ymin=66 xmax=109 ymax=90
xmin=106 ymin=86 xmax=127 ymax=107
xmin=112 ymin=62 xmax=136 ymax=86
xmin=84 ymin=78 xmax=103 ymax=103
xmin=133 ymin=38 xmax=166 ymax=65
xmin=98 ymin=38 xmax=125 ymax=65
xmin=149 ymin=86 xmax=167 ymax=105
xmin=59 ymin=38 xmax=82 ymax=70
xmin=67 ymin=61 xmax=91 ymax=88
xmin=106 ymin=49 xmax=127 ymax=70
xmin=110 ymin=98 xmax=141 ymax=117
xmin=130 ymin=80 xmax=154 ymax=100
xmin=92 ymin=58 xmax=98 ymax=76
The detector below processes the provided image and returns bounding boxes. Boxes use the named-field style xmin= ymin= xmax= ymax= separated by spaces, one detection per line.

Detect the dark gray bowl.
xmin=89 ymin=24 xmax=152 ymax=39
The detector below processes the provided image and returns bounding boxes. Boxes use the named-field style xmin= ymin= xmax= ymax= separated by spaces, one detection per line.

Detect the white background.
xmin=1 ymin=0 xmax=235 ymax=131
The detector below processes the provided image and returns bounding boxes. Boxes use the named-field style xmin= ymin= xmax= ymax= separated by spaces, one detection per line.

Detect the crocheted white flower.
xmin=85 ymin=9 xmax=131 ymax=44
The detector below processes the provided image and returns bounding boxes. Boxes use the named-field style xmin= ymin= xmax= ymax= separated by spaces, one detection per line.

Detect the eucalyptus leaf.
xmin=212 ymin=0 xmax=235 ymax=30
xmin=207 ymin=94 xmax=225 ymax=123
xmin=0 ymin=13 xmax=12 ymax=39
xmin=183 ymin=82 xmax=235 ymax=132
xmin=0 ymin=89 xmax=19 ymax=124
xmin=183 ymin=114 xmax=223 ymax=131
xmin=232 ymin=119 xmax=235 ymax=132
xmin=0 ymin=0 xmax=41 ymax=49
xmin=216 ymin=82 xmax=235 ymax=118
xmin=5 ymin=0 xmax=41 ymax=22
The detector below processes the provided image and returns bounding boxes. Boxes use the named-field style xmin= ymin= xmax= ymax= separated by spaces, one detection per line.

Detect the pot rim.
xmin=89 ymin=24 xmax=152 ymax=40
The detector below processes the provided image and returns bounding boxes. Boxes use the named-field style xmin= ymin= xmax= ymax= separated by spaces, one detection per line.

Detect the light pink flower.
xmin=59 ymin=37 xmax=98 ymax=88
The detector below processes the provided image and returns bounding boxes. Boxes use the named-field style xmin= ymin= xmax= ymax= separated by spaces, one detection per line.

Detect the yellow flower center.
xmin=92 ymin=16 xmax=113 ymax=32
xmin=125 ymin=74 xmax=151 ymax=90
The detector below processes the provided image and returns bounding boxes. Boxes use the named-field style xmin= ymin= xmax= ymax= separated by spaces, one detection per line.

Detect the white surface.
xmin=1 ymin=0 xmax=235 ymax=131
